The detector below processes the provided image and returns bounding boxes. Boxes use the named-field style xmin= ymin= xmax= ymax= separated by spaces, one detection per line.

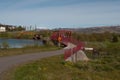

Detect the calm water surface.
xmin=0 ymin=39 xmax=43 ymax=48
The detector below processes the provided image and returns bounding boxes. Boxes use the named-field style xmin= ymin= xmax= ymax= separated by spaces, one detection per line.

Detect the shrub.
xmin=2 ymin=41 xmax=9 ymax=49
xmin=111 ymin=34 xmax=119 ymax=42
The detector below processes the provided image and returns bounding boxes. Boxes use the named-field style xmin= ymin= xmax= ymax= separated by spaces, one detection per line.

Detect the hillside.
xmin=57 ymin=26 xmax=120 ymax=33
xmin=76 ymin=26 xmax=120 ymax=33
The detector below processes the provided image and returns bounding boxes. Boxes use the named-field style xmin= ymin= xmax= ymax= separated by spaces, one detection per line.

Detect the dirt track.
xmin=0 ymin=50 xmax=64 ymax=75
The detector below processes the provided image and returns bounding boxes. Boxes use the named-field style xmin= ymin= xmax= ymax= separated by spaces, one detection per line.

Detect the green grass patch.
xmin=3 ymin=50 xmax=120 ymax=80
xmin=0 ymin=45 xmax=60 ymax=57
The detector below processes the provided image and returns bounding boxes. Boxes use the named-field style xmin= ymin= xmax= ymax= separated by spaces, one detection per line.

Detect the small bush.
xmin=2 ymin=41 xmax=9 ymax=49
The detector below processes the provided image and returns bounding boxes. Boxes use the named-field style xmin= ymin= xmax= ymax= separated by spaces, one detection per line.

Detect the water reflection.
xmin=0 ymin=39 xmax=43 ymax=48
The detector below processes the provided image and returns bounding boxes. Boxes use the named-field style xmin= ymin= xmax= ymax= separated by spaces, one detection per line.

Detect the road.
xmin=0 ymin=50 xmax=64 ymax=75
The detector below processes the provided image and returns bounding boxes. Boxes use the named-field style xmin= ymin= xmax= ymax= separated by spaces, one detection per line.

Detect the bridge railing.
xmin=50 ymin=32 xmax=85 ymax=60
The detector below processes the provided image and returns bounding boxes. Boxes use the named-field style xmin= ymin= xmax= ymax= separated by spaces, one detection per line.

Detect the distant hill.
xmin=56 ymin=26 xmax=120 ymax=33
xmin=76 ymin=26 xmax=120 ymax=33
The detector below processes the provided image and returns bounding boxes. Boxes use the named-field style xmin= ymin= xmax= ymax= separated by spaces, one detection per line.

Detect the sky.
xmin=0 ymin=0 xmax=120 ymax=29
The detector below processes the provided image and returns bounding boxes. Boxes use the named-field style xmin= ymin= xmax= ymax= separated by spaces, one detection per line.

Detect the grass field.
xmin=2 ymin=42 xmax=120 ymax=80
xmin=0 ymin=45 xmax=60 ymax=57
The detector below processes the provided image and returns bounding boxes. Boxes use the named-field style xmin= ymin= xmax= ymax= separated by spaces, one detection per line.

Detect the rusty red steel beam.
xmin=50 ymin=30 xmax=85 ymax=60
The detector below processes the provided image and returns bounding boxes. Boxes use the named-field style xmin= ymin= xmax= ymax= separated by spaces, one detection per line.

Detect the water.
xmin=0 ymin=39 xmax=43 ymax=48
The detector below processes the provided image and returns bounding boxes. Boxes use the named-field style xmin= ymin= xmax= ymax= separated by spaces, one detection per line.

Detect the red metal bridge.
xmin=50 ymin=30 xmax=85 ymax=60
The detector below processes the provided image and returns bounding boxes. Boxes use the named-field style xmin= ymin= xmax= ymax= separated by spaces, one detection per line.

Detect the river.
xmin=0 ymin=39 xmax=43 ymax=48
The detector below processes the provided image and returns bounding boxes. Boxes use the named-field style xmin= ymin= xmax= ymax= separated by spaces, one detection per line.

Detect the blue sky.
xmin=0 ymin=0 xmax=120 ymax=29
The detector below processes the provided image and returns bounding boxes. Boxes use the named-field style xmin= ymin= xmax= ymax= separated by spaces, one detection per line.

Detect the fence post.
xmin=71 ymin=49 xmax=73 ymax=63
xmin=75 ymin=52 xmax=77 ymax=63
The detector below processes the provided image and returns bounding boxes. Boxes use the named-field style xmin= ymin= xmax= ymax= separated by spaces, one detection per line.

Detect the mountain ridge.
xmin=57 ymin=26 xmax=120 ymax=33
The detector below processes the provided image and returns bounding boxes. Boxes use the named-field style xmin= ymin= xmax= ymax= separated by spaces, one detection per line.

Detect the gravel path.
xmin=0 ymin=50 xmax=64 ymax=75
